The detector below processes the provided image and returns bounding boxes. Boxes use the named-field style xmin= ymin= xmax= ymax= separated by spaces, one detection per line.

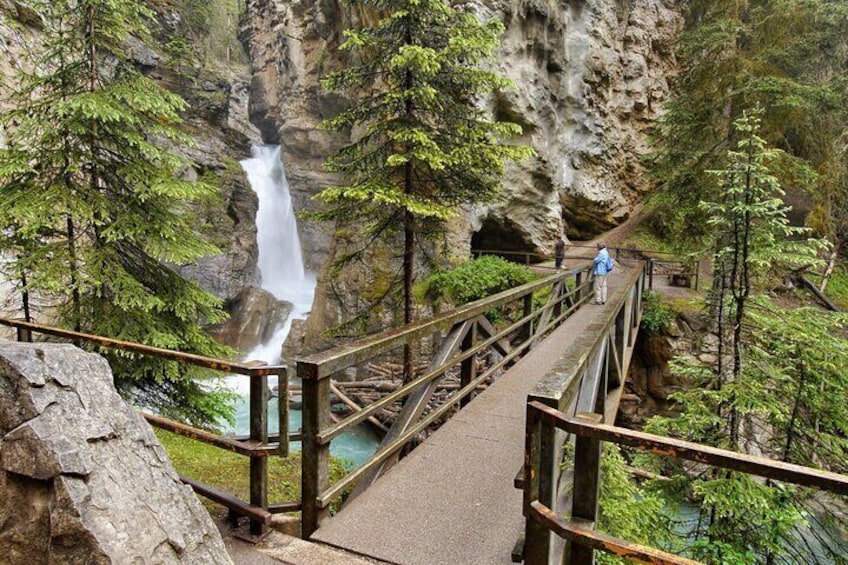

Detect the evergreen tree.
xmin=643 ymin=111 xmax=847 ymax=563
xmin=314 ymin=0 xmax=533 ymax=380
xmin=0 ymin=0 xmax=234 ymax=427
xmin=649 ymin=0 xmax=848 ymax=254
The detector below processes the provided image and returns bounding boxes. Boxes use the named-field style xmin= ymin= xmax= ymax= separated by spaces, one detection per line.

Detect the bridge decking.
xmin=312 ymin=266 xmax=637 ymax=565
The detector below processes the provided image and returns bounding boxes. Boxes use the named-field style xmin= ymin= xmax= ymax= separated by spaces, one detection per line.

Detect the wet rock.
xmin=207 ymin=286 xmax=293 ymax=352
xmin=0 ymin=343 xmax=232 ymax=565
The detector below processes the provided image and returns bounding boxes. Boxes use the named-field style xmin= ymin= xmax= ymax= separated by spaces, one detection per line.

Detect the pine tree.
xmin=643 ymin=111 xmax=847 ymax=563
xmin=0 ymin=0 xmax=234 ymax=427
xmin=649 ymin=0 xmax=848 ymax=253
xmin=313 ymin=0 xmax=533 ymax=380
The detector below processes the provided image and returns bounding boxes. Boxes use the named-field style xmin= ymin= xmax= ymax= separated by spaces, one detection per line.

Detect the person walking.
xmin=592 ymin=243 xmax=613 ymax=304
xmin=554 ymin=236 xmax=566 ymax=270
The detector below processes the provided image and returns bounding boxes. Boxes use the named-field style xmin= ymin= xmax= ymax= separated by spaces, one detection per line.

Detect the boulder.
xmin=207 ymin=286 xmax=293 ymax=352
xmin=0 ymin=342 xmax=233 ymax=565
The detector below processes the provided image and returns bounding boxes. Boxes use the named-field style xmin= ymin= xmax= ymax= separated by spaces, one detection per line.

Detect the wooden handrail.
xmin=529 ymin=401 xmax=848 ymax=495
xmin=296 ymin=265 xmax=592 ymax=380
xmin=0 ymin=318 xmax=284 ymax=376
xmin=528 ymin=502 xmax=700 ymax=565
xmin=525 ymin=399 xmax=848 ymax=564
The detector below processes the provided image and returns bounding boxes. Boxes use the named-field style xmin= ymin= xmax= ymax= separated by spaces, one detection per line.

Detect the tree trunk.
xmin=66 ymin=216 xmax=82 ymax=332
xmin=820 ymin=248 xmax=838 ymax=293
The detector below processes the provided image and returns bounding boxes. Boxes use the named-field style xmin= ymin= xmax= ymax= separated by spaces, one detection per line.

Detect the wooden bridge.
xmin=306 ymin=261 xmax=644 ymax=564
xmin=4 ymin=253 xmax=847 ymax=565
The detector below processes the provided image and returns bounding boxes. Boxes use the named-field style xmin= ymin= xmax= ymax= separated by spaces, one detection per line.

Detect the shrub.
xmin=420 ymin=255 xmax=538 ymax=306
xmin=640 ymin=290 xmax=674 ymax=335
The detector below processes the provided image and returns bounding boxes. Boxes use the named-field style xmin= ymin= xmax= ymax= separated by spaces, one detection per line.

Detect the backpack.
xmin=606 ymin=256 xmax=614 ymax=272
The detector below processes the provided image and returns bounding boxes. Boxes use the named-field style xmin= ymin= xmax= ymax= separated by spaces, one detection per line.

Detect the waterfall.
xmin=226 ymin=145 xmax=316 ymax=396
xmin=241 ymin=145 xmax=316 ymax=366
xmin=225 ymin=145 xmax=378 ymax=465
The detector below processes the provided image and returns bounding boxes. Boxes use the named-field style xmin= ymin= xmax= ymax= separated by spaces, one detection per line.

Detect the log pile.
xmin=284 ymin=353 xmax=503 ymax=436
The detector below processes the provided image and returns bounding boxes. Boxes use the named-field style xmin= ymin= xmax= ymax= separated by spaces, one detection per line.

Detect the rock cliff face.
xmin=240 ymin=0 xmax=681 ymax=253
xmin=0 ymin=343 xmax=232 ymax=564
xmin=239 ymin=0 xmax=682 ymax=342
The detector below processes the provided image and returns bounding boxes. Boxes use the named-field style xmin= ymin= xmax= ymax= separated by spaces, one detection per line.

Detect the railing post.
xmin=576 ymin=271 xmax=584 ymax=302
xmin=648 ymin=258 xmax=654 ymax=290
xmin=277 ymin=369 xmax=289 ymax=457
xmin=694 ymin=260 xmax=700 ymax=291
xmin=16 ymin=326 xmax=32 ymax=343
xmin=524 ymin=401 xmax=555 ymax=565
xmin=300 ymin=362 xmax=331 ymax=538
xmin=522 ymin=294 xmax=534 ymax=342
xmin=566 ymin=412 xmax=603 ymax=565
xmin=460 ymin=323 xmax=478 ymax=408
xmin=249 ymin=373 xmax=269 ymax=536
xmin=553 ymin=281 xmax=563 ymax=321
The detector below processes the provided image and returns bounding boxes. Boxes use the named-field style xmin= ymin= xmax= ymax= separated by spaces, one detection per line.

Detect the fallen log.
xmin=330 ymin=380 xmax=390 ymax=434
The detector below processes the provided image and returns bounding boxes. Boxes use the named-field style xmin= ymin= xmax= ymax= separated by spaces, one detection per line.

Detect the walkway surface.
xmin=312 ymin=265 xmax=637 ymax=565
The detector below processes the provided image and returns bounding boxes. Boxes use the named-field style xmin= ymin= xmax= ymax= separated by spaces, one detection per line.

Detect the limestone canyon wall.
xmin=239 ymin=0 xmax=682 ymax=343
xmin=240 ymin=0 xmax=682 ymax=255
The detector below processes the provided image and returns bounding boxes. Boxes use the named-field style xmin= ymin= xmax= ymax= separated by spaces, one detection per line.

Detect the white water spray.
xmin=227 ymin=145 xmax=316 ymax=395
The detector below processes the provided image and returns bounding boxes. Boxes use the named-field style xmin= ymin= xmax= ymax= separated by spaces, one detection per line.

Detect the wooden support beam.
xmin=460 ymin=322 xmax=478 ymax=408
xmin=567 ymin=412 xmax=603 ymax=565
xmin=249 ymin=374 xmax=269 ymax=536
xmin=180 ymin=475 xmax=271 ymax=526
xmin=300 ymin=373 xmax=331 ymax=537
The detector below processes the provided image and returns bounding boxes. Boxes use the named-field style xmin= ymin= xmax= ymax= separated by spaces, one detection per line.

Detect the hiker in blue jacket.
xmin=592 ymin=243 xmax=613 ymax=304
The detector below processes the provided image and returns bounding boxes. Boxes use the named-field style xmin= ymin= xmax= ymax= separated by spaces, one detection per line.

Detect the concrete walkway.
xmin=311 ymin=266 xmax=636 ymax=565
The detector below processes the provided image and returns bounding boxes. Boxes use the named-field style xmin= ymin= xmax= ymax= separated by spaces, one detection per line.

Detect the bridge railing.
xmin=471 ymin=246 xmax=699 ymax=289
xmin=522 ymin=262 xmax=646 ymax=563
xmin=296 ymin=263 xmax=597 ymax=536
xmin=524 ymin=401 xmax=848 ymax=565
xmin=0 ymin=317 xmax=291 ymax=537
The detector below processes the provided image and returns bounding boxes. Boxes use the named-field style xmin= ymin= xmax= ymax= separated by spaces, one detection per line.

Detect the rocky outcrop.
xmin=207 ymin=286 xmax=293 ymax=352
xmin=0 ymin=342 xmax=232 ymax=564
xmin=618 ymin=312 xmax=712 ymax=428
xmin=240 ymin=0 xmax=682 ymax=255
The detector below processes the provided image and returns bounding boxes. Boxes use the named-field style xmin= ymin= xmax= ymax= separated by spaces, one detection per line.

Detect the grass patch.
xmin=155 ymin=429 xmax=351 ymax=514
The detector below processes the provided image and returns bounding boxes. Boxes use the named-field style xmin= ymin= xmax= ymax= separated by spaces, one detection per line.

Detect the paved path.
xmin=312 ymin=266 xmax=637 ymax=565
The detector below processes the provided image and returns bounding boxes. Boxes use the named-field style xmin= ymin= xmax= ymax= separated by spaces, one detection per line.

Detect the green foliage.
xmin=0 ymin=0 xmax=233 ymax=427
xmin=419 ymin=255 xmax=537 ymax=306
xmin=638 ymin=111 xmax=848 ymax=563
xmin=173 ymin=0 xmax=246 ymax=67
xmin=649 ymin=0 xmax=848 ymax=251
xmin=595 ymin=445 xmax=673 ymax=565
xmin=745 ymin=300 xmax=848 ymax=474
xmin=418 ymin=256 xmax=537 ymax=324
xmin=702 ymin=108 xmax=827 ymax=289
xmin=312 ymin=0 xmax=534 ymax=332
xmin=640 ymin=290 xmax=674 ymax=335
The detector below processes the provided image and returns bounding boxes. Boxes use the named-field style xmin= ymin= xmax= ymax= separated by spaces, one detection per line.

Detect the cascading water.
xmin=227 ymin=144 xmax=378 ymax=466
xmin=240 ymin=145 xmax=315 ymax=368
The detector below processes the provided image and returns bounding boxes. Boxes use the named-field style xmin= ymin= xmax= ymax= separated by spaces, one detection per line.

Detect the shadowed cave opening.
xmin=471 ymin=216 xmax=539 ymax=262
